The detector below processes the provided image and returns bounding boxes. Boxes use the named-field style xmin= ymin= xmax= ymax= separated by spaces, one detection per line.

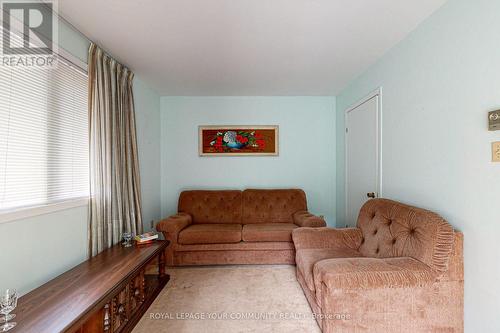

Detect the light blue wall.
xmin=0 ymin=19 xmax=161 ymax=295
xmin=134 ymin=79 xmax=162 ymax=231
xmin=0 ymin=207 xmax=88 ymax=295
xmin=160 ymin=96 xmax=336 ymax=225
xmin=336 ymin=0 xmax=500 ymax=330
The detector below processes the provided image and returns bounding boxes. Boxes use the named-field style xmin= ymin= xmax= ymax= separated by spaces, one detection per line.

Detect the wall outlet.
xmin=492 ymin=142 xmax=500 ymax=162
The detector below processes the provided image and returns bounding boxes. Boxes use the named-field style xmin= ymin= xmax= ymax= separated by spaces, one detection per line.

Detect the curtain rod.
xmin=57 ymin=11 xmax=131 ymax=69
xmin=36 ymin=1 xmax=116 ymax=61
xmin=8 ymin=1 xmax=131 ymax=72
xmin=57 ymin=12 xmax=115 ymax=56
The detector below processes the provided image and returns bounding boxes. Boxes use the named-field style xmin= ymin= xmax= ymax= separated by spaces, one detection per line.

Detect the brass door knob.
xmin=367 ymin=192 xmax=376 ymax=198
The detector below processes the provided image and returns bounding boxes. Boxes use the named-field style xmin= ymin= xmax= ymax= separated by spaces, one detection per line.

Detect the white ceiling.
xmin=58 ymin=0 xmax=446 ymax=96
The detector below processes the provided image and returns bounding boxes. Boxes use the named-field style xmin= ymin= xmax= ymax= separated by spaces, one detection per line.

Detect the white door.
xmin=345 ymin=93 xmax=381 ymax=226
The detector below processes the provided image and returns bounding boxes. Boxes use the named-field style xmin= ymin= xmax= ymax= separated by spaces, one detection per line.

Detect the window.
xmin=0 ymin=57 xmax=89 ymax=214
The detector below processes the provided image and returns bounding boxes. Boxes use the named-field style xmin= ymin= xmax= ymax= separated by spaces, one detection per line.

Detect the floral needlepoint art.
xmin=199 ymin=126 xmax=278 ymax=156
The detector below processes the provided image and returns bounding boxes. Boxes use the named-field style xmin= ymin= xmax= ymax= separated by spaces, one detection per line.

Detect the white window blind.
xmin=0 ymin=58 xmax=89 ymax=212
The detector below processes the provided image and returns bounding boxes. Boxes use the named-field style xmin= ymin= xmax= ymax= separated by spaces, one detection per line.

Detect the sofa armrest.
xmin=156 ymin=213 xmax=192 ymax=241
xmin=292 ymin=227 xmax=362 ymax=251
xmin=293 ymin=211 xmax=327 ymax=227
xmin=155 ymin=213 xmax=192 ymax=266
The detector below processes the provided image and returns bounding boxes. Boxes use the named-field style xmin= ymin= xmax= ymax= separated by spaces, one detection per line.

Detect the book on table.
xmin=135 ymin=232 xmax=159 ymax=244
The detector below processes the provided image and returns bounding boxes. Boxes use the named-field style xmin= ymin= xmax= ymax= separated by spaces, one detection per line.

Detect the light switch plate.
xmin=489 ymin=110 xmax=500 ymax=131
xmin=492 ymin=142 xmax=500 ymax=162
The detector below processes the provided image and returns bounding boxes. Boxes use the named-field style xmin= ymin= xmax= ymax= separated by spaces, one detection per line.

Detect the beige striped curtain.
xmin=88 ymin=43 xmax=143 ymax=257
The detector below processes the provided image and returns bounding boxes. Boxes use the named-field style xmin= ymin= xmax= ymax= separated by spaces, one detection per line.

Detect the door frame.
xmin=344 ymin=87 xmax=383 ymax=224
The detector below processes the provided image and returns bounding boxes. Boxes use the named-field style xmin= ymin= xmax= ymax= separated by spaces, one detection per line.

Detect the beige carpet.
xmin=133 ymin=265 xmax=321 ymax=333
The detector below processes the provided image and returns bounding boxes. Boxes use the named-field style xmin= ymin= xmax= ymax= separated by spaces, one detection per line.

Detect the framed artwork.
xmin=199 ymin=125 xmax=279 ymax=156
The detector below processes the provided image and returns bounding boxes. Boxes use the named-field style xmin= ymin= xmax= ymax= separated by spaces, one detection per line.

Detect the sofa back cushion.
xmin=178 ymin=190 xmax=242 ymax=224
xmin=357 ymin=198 xmax=454 ymax=273
xmin=242 ymin=189 xmax=307 ymax=224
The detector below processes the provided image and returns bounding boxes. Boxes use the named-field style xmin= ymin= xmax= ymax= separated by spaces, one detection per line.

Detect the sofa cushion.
xmin=177 ymin=241 xmax=295 ymax=252
xmin=178 ymin=190 xmax=242 ymax=224
xmin=295 ymin=247 xmax=362 ymax=292
xmin=313 ymin=257 xmax=438 ymax=292
xmin=242 ymin=223 xmax=298 ymax=242
xmin=178 ymin=224 xmax=242 ymax=244
xmin=242 ymin=189 xmax=307 ymax=224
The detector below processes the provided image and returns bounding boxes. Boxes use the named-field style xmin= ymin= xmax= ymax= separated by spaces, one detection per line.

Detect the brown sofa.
xmin=293 ymin=198 xmax=463 ymax=333
xmin=156 ymin=189 xmax=326 ymax=266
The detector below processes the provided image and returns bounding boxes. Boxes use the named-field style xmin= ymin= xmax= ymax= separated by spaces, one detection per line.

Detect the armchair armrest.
xmin=292 ymin=227 xmax=362 ymax=251
xmin=293 ymin=211 xmax=327 ymax=227
xmin=156 ymin=213 xmax=192 ymax=240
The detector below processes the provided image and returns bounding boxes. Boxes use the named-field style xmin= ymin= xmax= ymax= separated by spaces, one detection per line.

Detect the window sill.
xmin=0 ymin=198 xmax=89 ymax=225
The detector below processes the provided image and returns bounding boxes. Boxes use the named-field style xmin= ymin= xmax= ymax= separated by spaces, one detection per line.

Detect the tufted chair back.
xmin=242 ymin=189 xmax=307 ymax=224
xmin=357 ymin=199 xmax=455 ymax=273
xmin=178 ymin=190 xmax=242 ymax=224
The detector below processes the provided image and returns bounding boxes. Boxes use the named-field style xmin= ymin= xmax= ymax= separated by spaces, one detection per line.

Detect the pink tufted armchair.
xmin=292 ymin=198 xmax=463 ymax=333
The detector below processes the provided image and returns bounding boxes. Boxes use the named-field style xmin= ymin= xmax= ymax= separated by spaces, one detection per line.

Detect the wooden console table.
xmin=14 ymin=240 xmax=169 ymax=333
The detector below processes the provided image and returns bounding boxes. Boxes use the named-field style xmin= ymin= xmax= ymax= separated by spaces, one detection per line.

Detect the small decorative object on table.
xmin=122 ymin=232 xmax=133 ymax=247
xmin=0 ymin=289 xmax=17 ymax=332
xmin=135 ymin=231 xmax=159 ymax=245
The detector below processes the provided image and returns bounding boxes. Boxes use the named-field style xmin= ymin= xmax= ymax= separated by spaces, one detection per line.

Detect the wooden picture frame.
xmin=199 ymin=125 xmax=279 ymax=156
